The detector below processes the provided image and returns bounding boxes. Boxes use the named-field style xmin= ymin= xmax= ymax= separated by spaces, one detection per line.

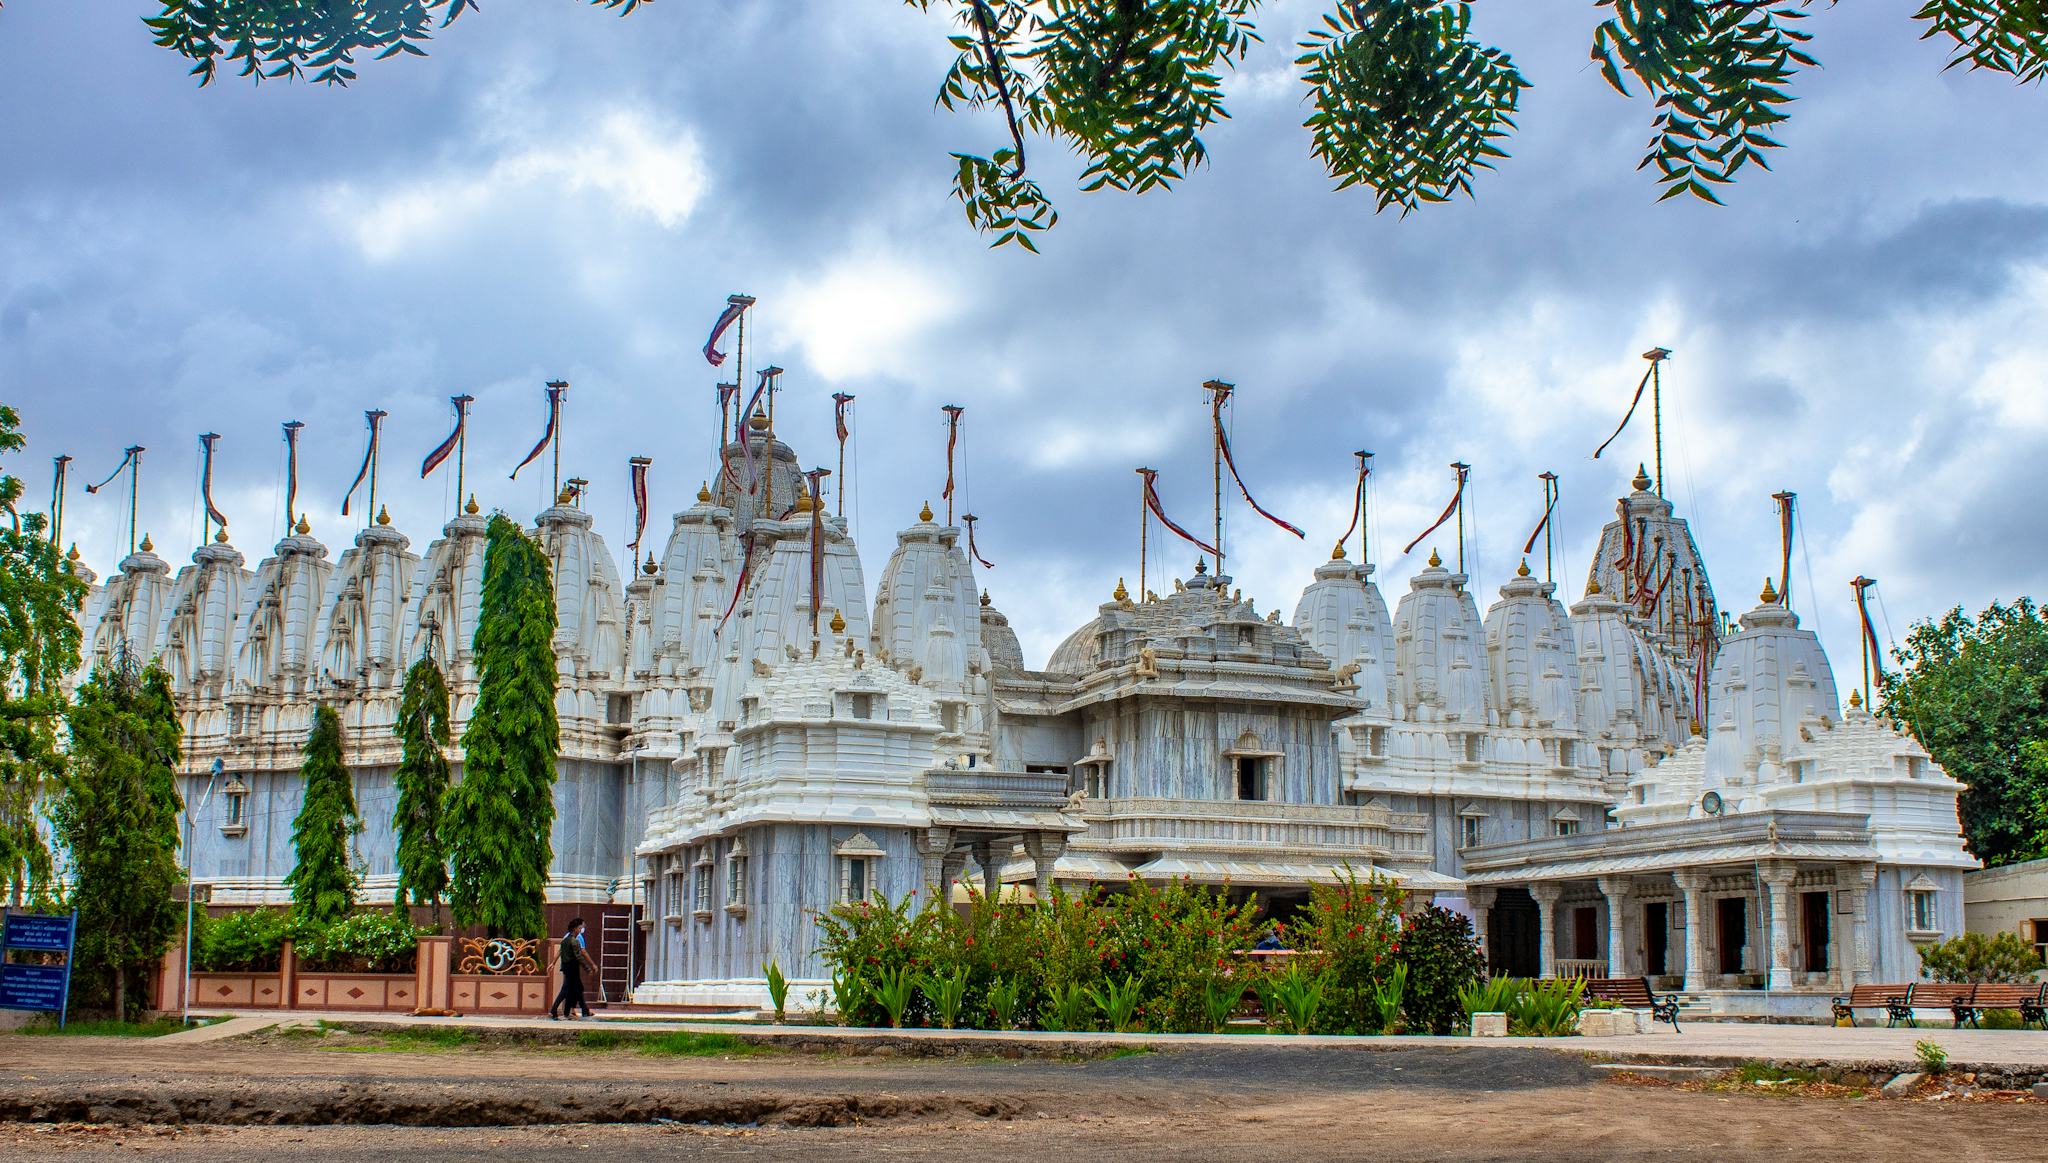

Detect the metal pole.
xmin=1202 ymin=381 xmax=1232 ymax=577
xmin=1136 ymin=468 xmax=1149 ymax=601
xmin=128 ymin=449 xmax=143 ymax=556
xmin=550 ymin=383 xmax=567 ymax=500
xmin=456 ymin=411 xmax=466 ymax=511
xmin=1358 ymin=451 xmax=1373 ymax=567
xmin=1643 ymin=347 xmax=1671 ymax=498
xmin=1452 ymin=462 xmax=1470 ymax=574
xmin=52 ymin=455 xmax=70 ymax=548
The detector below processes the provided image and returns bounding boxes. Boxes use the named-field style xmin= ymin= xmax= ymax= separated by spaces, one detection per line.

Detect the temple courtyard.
xmin=3 ymin=1015 xmax=2045 ymax=1161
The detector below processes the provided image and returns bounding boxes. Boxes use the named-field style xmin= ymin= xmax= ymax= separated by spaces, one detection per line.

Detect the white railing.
xmin=1078 ymin=797 xmax=1424 ymax=859
xmin=1555 ymin=959 xmax=1608 ymax=978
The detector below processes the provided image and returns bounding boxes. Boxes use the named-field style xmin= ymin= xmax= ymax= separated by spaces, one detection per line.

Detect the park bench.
xmin=1579 ymin=976 xmax=1682 ymax=1032
xmin=1831 ymin=983 xmax=1916 ymax=1027
xmin=1907 ymin=982 xmax=1979 ymax=1028
xmin=1955 ymin=982 xmax=2048 ymax=1030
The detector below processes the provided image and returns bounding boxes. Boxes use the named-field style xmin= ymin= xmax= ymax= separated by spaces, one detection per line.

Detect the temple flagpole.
xmin=1451 ymin=461 xmax=1471 ymax=574
xmin=1644 ymin=347 xmax=1671 ymax=497
xmin=50 ymin=455 xmax=71 ymax=549
xmin=1136 ymin=467 xmax=1151 ymax=601
xmin=1202 ymin=380 xmax=1232 ymax=576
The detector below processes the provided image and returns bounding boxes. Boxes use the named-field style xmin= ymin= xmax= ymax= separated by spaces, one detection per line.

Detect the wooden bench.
xmin=1908 ymin=982 xmax=1979 ymax=1028
xmin=1958 ymin=982 xmax=2048 ymax=1030
xmin=1579 ymin=976 xmax=1682 ymax=1032
xmin=1831 ymin=983 xmax=1915 ymax=1027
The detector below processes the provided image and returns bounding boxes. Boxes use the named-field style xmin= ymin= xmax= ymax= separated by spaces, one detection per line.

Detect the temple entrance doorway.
xmin=1644 ymin=901 xmax=1669 ymax=975
xmin=1802 ymin=891 xmax=1831 ymax=973
xmin=1716 ymin=897 xmax=1748 ymax=975
xmin=1487 ymin=888 xmax=1540 ymax=977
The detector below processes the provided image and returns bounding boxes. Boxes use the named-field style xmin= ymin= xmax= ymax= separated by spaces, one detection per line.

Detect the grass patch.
xmin=575 ymin=1029 xmax=627 ymax=1050
xmin=14 ymin=1016 xmax=206 ymax=1037
xmin=1103 ymin=1046 xmax=1155 ymax=1060
xmin=1726 ymin=1061 xmax=1821 ymax=1087
xmin=639 ymin=1031 xmax=764 ymax=1057
xmin=331 ymin=1026 xmax=477 ymax=1053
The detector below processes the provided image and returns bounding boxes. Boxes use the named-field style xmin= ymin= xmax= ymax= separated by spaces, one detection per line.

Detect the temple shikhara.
xmin=61 ymin=344 xmax=1974 ymax=1021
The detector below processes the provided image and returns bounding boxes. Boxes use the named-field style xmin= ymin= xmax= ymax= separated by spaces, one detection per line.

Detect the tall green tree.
xmin=0 ymin=405 xmax=88 ymax=907
xmin=392 ymin=652 xmax=452 ymax=928
xmin=54 ymin=658 xmax=184 ymax=1022
xmin=1883 ymin=598 xmax=2048 ymax=868
xmin=286 ymin=704 xmax=361 ymax=926
xmin=118 ymin=2 xmax=2048 ymax=245
xmin=446 ymin=514 xmax=558 ymax=937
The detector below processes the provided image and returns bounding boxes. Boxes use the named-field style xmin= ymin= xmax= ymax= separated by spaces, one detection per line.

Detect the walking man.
xmin=549 ymin=917 xmax=598 ymax=1020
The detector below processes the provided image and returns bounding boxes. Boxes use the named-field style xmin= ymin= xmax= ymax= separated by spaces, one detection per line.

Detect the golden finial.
xmin=1331 ymin=542 xmax=1347 ymax=560
xmin=376 ymin=504 xmax=391 ymax=526
xmin=295 ymin=514 xmax=311 ymax=535
xmin=1759 ymin=577 xmax=1779 ymax=604
xmin=1516 ymin=558 xmax=1531 ymax=577
xmin=1427 ymin=548 xmax=1442 ymax=568
xmin=1848 ymin=689 xmax=1863 ymax=710
xmin=1587 ymin=578 xmax=1602 ymax=595
xmin=65 ymin=543 xmax=79 ymax=562
xmin=1112 ymin=577 xmax=1130 ymax=602
xmin=979 ymin=590 xmax=991 ymax=607
xmin=464 ymin=494 xmax=480 ymax=515
xmin=830 ymin=609 xmax=847 ymax=634
xmin=1632 ymin=463 xmax=1652 ymax=492
xmin=138 ymin=533 xmax=154 ymax=553
xmin=215 ymin=526 xmax=230 ymax=544
xmin=748 ymin=407 xmax=770 ymax=432
xmin=1690 ymin=719 xmax=1704 ymax=736
xmin=919 ymin=501 xmax=934 ymax=523
xmin=643 ymin=554 xmax=658 ymax=575
xmin=1194 ymin=557 xmax=1208 ymax=576
xmin=557 ymin=485 xmax=575 ymax=505
xmin=793 ymin=490 xmax=814 ymax=514
xmin=697 ymin=481 xmax=713 ymax=503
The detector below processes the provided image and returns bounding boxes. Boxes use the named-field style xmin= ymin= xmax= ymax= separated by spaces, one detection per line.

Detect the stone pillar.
xmin=1022 ymin=832 xmax=1066 ymax=902
xmin=415 ymin=935 xmax=454 ymax=1014
xmin=971 ymin=841 xmax=997 ymax=901
xmin=1596 ymin=876 xmax=1631 ymax=979
xmin=914 ymin=827 xmax=956 ymax=897
xmin=1846 ymin=864 xmax=1877 ymax=986
xmin=1467 ymin=887 xmax=1496 ymax=968
xmin=939 ymin=850 xmax=969 ymax=900
xmin=1529 ymin=883 xmax=1562 ymax=979
xmin=1673 ymin=871 xmax=1710 ymax=993
xmin=1761 ymin=862 xmax=1798 ymax=991
xmin=280 ymin=938 xmax=299 ymax=1011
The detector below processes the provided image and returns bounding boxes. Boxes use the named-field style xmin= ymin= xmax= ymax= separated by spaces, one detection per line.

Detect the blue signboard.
xmin=0 ymin=910 xmax=76 ymax=1028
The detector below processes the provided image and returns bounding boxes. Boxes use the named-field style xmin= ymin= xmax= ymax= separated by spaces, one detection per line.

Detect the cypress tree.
xmin=286 ymin=704 xmax=360 ymax=927
xmin=392 ymin=652 xmax=452 ymax=928
xmin=447 ymin=514 xmax=558 ymax=937
xmin=55 ymin=656 xmax=184 ymax=1022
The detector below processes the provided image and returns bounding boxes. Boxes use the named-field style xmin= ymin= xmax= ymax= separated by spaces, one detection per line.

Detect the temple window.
xmin=1368 ymin=727 xmax=1387 ymax=757
xmin=725 ymin=841 xmax=749 ymax=914
xmin=1905 ymin=878 xmax=1941 ymax=935
xmin=1234 ymin=757 xmax=1268 ymax=801
xmin=693 ymin=851 xmax=714 ymax=918
xmin=1554 ymin=818 xmax=1580 ymax=838
xmin=1460 ymin=816 xmax=1484 ymax=850
xmin=849 ymin=693 xmax=876 ymax=720
xmin=1557 ymin=740 xmax=1575 ymax=768
xmin=1464 ymin=735 xmax=1483 ymax=764
xmin=607 ymin=693 xmax=632 ymax=724
xmin=220 ymin=778 xmax=249 ymax=836
xmin=836 ymin=833 xmax=886 ymax=904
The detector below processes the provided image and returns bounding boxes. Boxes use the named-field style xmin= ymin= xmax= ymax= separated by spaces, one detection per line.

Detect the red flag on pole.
xmin=1403 ymin=465 xmax=1468 ymax=556
xmin=627 ymin=456 xmax=652 ymax=555
xmin=510 ymin=385 xmax=563 ymax=480
xmin=1138 ymin=468 xmax=1219 ymax=557
xmin=422 ymin=395 xmax=473 ymax=478
xmin=341 ymin=410 xmax=387 ymax=516
xmin=1211 ymin=393 xmax=1304 ymax=538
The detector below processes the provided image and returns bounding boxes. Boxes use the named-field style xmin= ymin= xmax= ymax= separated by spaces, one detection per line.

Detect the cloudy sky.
xmin=2 ymin=1 xmax=2042 ymax=679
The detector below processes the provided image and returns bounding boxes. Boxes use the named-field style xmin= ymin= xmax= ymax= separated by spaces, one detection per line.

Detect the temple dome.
xmin=1292 ymin=557 xmax=1393 ymax=711
xmin=1700 ymin=594 xmax=1841 ymax=793
xmin=1483 ymin=569 xmax=1580 ymax=731
xmin=1390 ymin=556 xmax=1487 ymax=724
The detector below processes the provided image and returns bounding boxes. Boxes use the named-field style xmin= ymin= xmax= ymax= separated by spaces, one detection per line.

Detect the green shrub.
xmin=641 ymin=1031 xmax=758 ymax=1057
xmin=763 ymin=960 xmax=790 ymax=1022
xmin=815 ymin=893 xmax=939 ymax=1027
xmin=986 ymin=976 xmax=1022 ymax=1030
xmin=297 ymin=911 xmax=419 ymax=974
xmin=1261 ymin=962 xmax=1329 ymax=1034
xmin=1916 ymin=931 xmax=2045 ymax=983
xmin=1279 ymin=868 xmax=1404 ymax=1033
xmin=1091 ymin=974 xmax=1143 ymax=1033
xmin=1097 ymin=877 xmax=1263 ymax=1033
xmin=1373 ymin=961 xmax=1408 ymax=1033
xmin=1509 ymin=976 xmax=1585 ymax=1036
xmin=1203 ymin=978 xmax=1244 ymax=1032
xmin=1915 ymin=1038 xmax=1948 ymax=1074
xmin=1395 ymin=904 xmax=1485 ymax=1035
xmin=1044 ymin=980 xmax=1096 ymax=1031
xmin=872 ymin=965 xmax=918 ymax=1028
xmin=192 ymin=908 xmax=317 ymax=973
xmin=1458 ymin=974 xmax=1525 ymax=1021
xmin=919 ymin=964 xmax=970 ymax=1029
xmin=575 ymin=1029 xmax=626 ymax=1049
xmin=1981 ymin=1007 xmax=2027 ymax=1030
xmin=828 ymin=970 xmax=864 ymax=1025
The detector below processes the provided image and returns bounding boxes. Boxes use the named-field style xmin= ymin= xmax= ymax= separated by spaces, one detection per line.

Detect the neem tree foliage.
xmin=287 ymin=704 xmax=362 ymax=927
xmin=56 ymin=657 xmax=184 ymax=1022
xmin=126 ymin=1 xmax=2048 ymax=246
xmin=393 ymin=652 xmax=453 ymax=927
xmin=446 ymin=514 xmax=559 ymax=938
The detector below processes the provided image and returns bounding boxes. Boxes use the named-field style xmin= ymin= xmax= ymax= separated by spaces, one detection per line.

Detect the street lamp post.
xmin=183 ymin=759 xmax=221 ymax=1028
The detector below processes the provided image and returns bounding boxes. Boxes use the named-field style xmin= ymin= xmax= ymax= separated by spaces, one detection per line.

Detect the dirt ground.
xmin=1 ymin=1032 xmax=2043 ymax=1162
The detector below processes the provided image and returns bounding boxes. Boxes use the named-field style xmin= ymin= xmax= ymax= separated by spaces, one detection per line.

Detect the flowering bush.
xmin=297 ymin=910 xmax=421 ymax=973
xmin=1280 ymin=868 xmax=1406 ymax=1033
xmin=813 ymin=892 xmax=940 ymax=1027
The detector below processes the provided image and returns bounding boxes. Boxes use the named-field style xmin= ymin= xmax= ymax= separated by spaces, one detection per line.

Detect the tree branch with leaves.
xmin=105 ymin=0 xmax=2048 ymax=246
